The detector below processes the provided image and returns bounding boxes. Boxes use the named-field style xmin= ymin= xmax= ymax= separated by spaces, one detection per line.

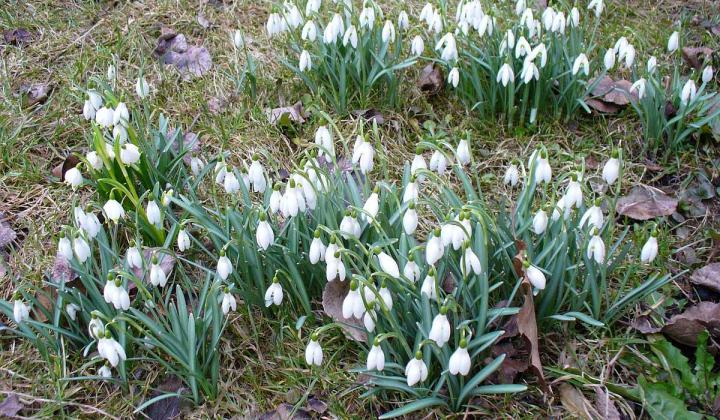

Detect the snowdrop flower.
xmin=323 ymin=13 xmax=344 ymax=44
xmin=641 ymin=233 xmax=659 ymax=263
xmin=352 ymin=135 xmax=375 ymax=174
xmin=104 ymin=277 xmax=130 ymax=310
xmin=359 ymin=7 xmax=375 ymax=30
xmin=216 ymin=251 xmax=233 ymax=280
xmin=314 ymin=126 xmax=334 ymax=157
xmin=497 ymin=63 xmax=514 ymax=87
xmin=542 ymin=7 xmax=555 ymax=30
xmin=570 ymin=7 xmax=580 ymax=27
xmin=533 ymin=209 xmax=548 ymax=235
xmin=112 ymin=125 xmax=128 ymax=145
xmin=520 ymin=60 xmax=539 ymax=84
xmin=504 ymin=163 xmax=520 ymax=187
xmin=702 ymin=66 xmax=714 ymax=84
xmin=13 ymin=297 xmax=29 ymax=324
xmin=65 ymin=303 xmax=79 ymax=321
xmin=58 ymin=233 xmax=73 ymax=260
xmin=587 ymin=230 xmax=606 ymax=264
xmin=113 ymin=103 xmax=129 ymax=127
xmin=647 ymin=56 xmax=657 ymax=74
xmin=363 ymin=305 xmax=377 ymax=332
xmin=283 ymin=2 xmax=302 ymax=29
xmin=411 ymin=36 xmax=425 ymax=56
xmin=429 ymin=150 xmax=448 ymax=175
xmin=405 ymin=351 xmax=429 ymax=386
xmin=266 ymin=13 xmax=286 ymax=37
xmin=135 ymin=77 xmax=150 ymax=98
xmin=103 ymin=199 xmax=125 ymax=224
xmin=214 ymin=162 xmax=227 ymax=185
xmin=149 ymin=255 xmax=168 ymax=287
xmin=83 ymin=91 xmax=103 ymax=120
xmin=379 ymin=284 xmax=392 ymax=310
xmin=551 ymin=12 xmax=566 ymax=34
xmin=362 ymin=186 xmax=380 ymax=223
xmin=264 ymin=278 xmax=283 ymax=307
xmin=398 ymin=11 xmax=410 ymax=30
xmin=298 ymin=49 xmax=312 ymax=72
xmin=572 ymin=54 xmax=590 ymax=76
xmin=631 ymin=78 xmax=647 ymax=100
xmin=436 ymin=33 xmax=458 ymax=61
xmin=222 ymin=288 xmax=237 ymax=314
xmin=367 ymin=341 xmax=385 ymax=371
xmin=534 ymin=154 xmax=552 ymax=184
xmin=64 ymin=166 xmax=83 ymax=189
xmin=403 ymin=203 xmax=418 ymax=235
xmin=428 ymin=10 xmax=443 ymax=34
xmin=223 ymin=169 xmax=240 ymax=194
xmin=602 ymin=150 xmax=621 ymax=185
xmin=305 ymin=0 xmax=320 ymax=15
xmin=668 ymin=31 xmax=679 ymax=53
xmin=246 ymin=155 xmax=267 ymax=194
xmin=565 ymin=175 xmax=583 ymax=209
xmin=425 ymin=228 xmax=444 ymax=265
xmin=309 ymin=230 xmax=326 ymax=264
xmin=343 ymin=25 xmax=358 ymax=48
xmin=339 ymin=210 xmax=361 ymax=239
xmin=580 ymin=200 xmax=604 ymax=230
xmin=301 ymin=21 xmax=317 ymax=42
xmin=375 ymin=249 xmax=400 ymax=279
xmin=126 ymin=245 xmax=142 ymax=269
xmin=86 ymin=151 xmax=103 ymax=171
xmin=325 ymin=247 xmax=346 ymax=282
xmin=95 ymin=107 xmax=114 ymax=128
xmin=552 ymin=196 xmax=569 ymax=221
xmin=146 ymin=199 xmax=161 ymax=227
xmin=429 ymin=308 xmax=451 ymax=347
xmin=81 ymin=211 xmax=101 ymax=239
xmin=411 ymin=151 xmax=427 ymax=179
xmin=421 ymin=267 xmax=438 ymax=300
xmin=381 ymin=20 xmax=395 ymax=43
xmin=604 ymin=48 xmax=616 ymax=70
xmin=419 ymin=3 xmax=434 ymax=23
xmin=680 ymin=79 xmax=697 ymax=106
xmin=256 ymin=213 xmax=274 ymax=251
xmin=190 ymin=156 xmax=205 ymax=176
xmin=403 ymin=255 xmax=421 ymax=282
xmin=461 ymin=244 xmax=482 ymax=277
xmin=403 ymin=177 xmax=419 ymax=203
xmin=588 ymin=0 xmax=604 ymax=18
xmin=305 ymin=336 xmax=323 ymax=366
xmin=449 ymin=340 xmax=471 ymax=376
xmin=120 ymin=143 xmax=140 ymax=165
xmin=98 ymin=364 xmax=112 ymax=378
xmin=342 ymin=280 xmax=365 ymax=319
xmin=269 ymin=184 xmax=282 ymax=214
xmin=453 ymin=138 xmax=470 ymax=166
xmin=448 ymin=67 xmax=460 ymax=89
xmin=623 ymin=45 xmax=636 ymax=68
xmin=232 ymin=30 xmax=244 ymax=49
xmin=98 ymin=333 xmax=126 ymax=367
xmin=88 ymin=313 xmax=104 ymax=339
xmin=525 ymin=262 xmax=547 ymax=290
xmin=177 ymin=229 xmax=191 ymax=252
xmin=72 ymin=234 xmax=91 ymax=262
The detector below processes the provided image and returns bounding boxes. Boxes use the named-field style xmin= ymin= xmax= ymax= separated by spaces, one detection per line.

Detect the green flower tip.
xmin=345 ymin=209 xmax=352 ymax=217
xmin=59 ymin=231 xmax=65 ymax=239
xmin=429 ymin=266 xmax=436 ymax=276
xmin=522 ymin=260 xmax=530 ymax=268
xmin=289 ymin=179 xmax=296 ymax=188
xmin=415 ymin=350 xmax=423 ymax=359
xmin=373 ymin=247 xmax=381 ymax=255
xmin=259 ymin=213 xmax=267 ymax=222
xmin=223 ymin=286 xmax=230 ymax=293
xmin=273 ymin=276 xmax=280 ymax=284
xmin=594 ymin=198 xmax=602 ymax=206
xmin=313 ymin=229 xmax=321 ymax=238
xmin=351 ymin=210 xmax=358 ymax=218
xmin=415 ymin=146 xmax=423 ymax=155
xmin=329 ymin=236 xmax=337 ymax=244
xmin=372 ymin=185 xmax=380 ymax=194
xmin=408 ymin=253 xmax=415 ymax=262
xmin=459 ymin=339 xmax=467 ymax=348
xmin=273 ymin=183 xmax=281 ymax=191
xmin=311 ymin=332 xmax=319 ymax=341
xmin=433 ymin=227 xmax=441 ymax=237
xmin=104 ymin=330 xmax=111 ymax=339
xmin=408 ymin=202 xmax=415 ymax=210
xmin=334 ymin=251 xmax=341 ymax=259
xmin=252 ymin=153 xmax=259 ymax=161
xmin=151 ymin=255 xmax=159 ymax=264
xmin=440 ymin=306 xmax=448 ymax=315
xmin=611 ymin=149 xmax=620 ymax=158
xmin=114 ymin=278 xmax=122 ymax=287
xmin=349 ymin=279 xmax=358 ymax=290
xmin=373 ymin=337 xmax=381 ymax=346
xmin=570 ymin=173 xmax=578 ymax=181
xmin=106 ymin=273 xmax=114 ymax=281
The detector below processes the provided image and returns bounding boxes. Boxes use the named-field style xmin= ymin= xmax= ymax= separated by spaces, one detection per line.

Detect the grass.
xmin=1 ymin=0 xmax=719 ymax=417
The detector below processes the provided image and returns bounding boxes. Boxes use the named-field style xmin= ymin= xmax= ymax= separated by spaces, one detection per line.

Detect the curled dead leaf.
xmin=51 ymin=155 xmax=80 ymax=181
xmin=0 ymin=219 xmax=17 ymax=249
xmin=661 ymin=302 xmax=720 ymax=347
xmin=23 ymin=83 xmax=52 ymax=106
xmin=690 ymin=263 xmax=720 ymax=293
xmin=616 ymin=186 xmax=678 ymax=220
xmin=155 ymin=28 xmax=212 ymax=79
xmin=143 ymin=375 xmax=184 ymax=420
xmin=586 ymin=76 xmax=637 ymax=113
xmin=0 ymin=393 xmax=24 ymax=417
xmin=559 ymin=383 xmax=597 ymax=419
xmin=267 ymin=102 xmax=306 ymax=126
xmin=3 ymin=28 xmax=32 ymax=46
xmin=351 ymin=109 xmax=385 ymax=125
xmin=207 ymin=96 xmax=227 ymax=114
xmin=682 ymin=46 xmax=713 ymax=70
xmin=321 ymin=280 xmax=367 ymax=343
xmin=418 ymin=64 xmax=444 ymax=95
xmin=594 ymin=388 xmax=622 ymax=420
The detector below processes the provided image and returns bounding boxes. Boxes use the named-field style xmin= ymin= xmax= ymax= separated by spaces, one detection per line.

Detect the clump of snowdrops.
xmin=2 ymin=83 xmax=672 ymax=414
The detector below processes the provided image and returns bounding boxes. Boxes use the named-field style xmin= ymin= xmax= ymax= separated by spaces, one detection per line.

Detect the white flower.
xmin=572 ymin=54 xmax=590 ymax=76
xmin=532 ymin=210 xmax=548 ymax=234
xmin=120 ymin=143 xmax=140 ymax=165
xmin=98 ymin=365 xmax=112 ymax=378
xmin=449 ymin=344 xmax=471 ymax=376
xmin=352 ymin=135 xmax=375 ymax=174
xmin=126 ymin=246 xmax=142 ymax=269
xmin=222 ymin=291 xmax=237 ymax=314
xmin=362 ymin=191 xmax=380 ymax=223
xmin=323 ymin=13 xmax=344 ymax=44
xmin=264 ymin=281 xmax=283 ymax=307
xmin=604 ymin=48 xmax=616 ymax=70
xmin=436 ymin=33 xmax=458 ymax=61
xmin=542 ymin=7 xmax=555 ymax=30
xmin=73 ymin=235 xmax=91 ymax=262
xmin=405 ymin=354 xmax=429 ymax=386
xmin=64 ymin=167 xmax=83 ymax=189
xmin=411 ymin=153 xmax=427 ymax=178
xmin=58 ymin=235 xmax=73 ymax=260
xmin=398 ymin=11 xmax=410 ymax=30
xmin=551 ymin=12 xmax=566 ymax=34
xmin=113 ymin=103 xmax=129 ymax=127
xmin=603 ymin=155 xmax=620 ymax=185
xmin=403 ymin=205 xmax=418 ymax=235
xmin=504 ymin=164 xmax=519 ymax=186
xmin=497 ymin=63 xmax=514 ymax=87
xmin=420 ymin=3 xmax=434 ymax=23
xmin=86 ymin=151 xmax=103 ymax=171
xmin=223 ymin=170 xmax=240 ymax=194
xmin=668 ymin=31 xmax=679 ymax=53
xmin=309 ymin=234 xmax=326 ymax=264
xmin=379 ymin=286 xmax=393 ymax=310
xmin=65 ymin=303 xmax=80 ymax=321
xmin=520 ymin=60 xmax=539 ymax=84
xmin=403 ymin=258 xmax=420 ymax=282
xmin=359 ymin=7 xmax=376 ymax=29
xmin=565 ymin=178 xmax=583 ymax=209
xmin=146 ymin=200 xmax=161 ymax=227
xmin=367 ymin=344 xmax=385 ymax=371
xmin=305 ymin=339 xmax=323 ymax=366
xmin=647 ymin=56 xmax=658 ymax=74
xmin=305 ymin=0 xmax=320 ymax=15
xmin=342 ymin=284 xmax=365 ymax=319
xmin=462 ymin=247 xmax=482 ymax=277
xmin=587 ymin=233 xmax=606 ymax=264
xmin=83 ymin=100 xmax=96 ymax=120
xmin=269 ymin=185 xmax=282 ymax=214
xmin=641 ymin=235 xmax=658 ymax=263
xmin=421 ymin=268 xmax=438 ymax=300
xmin=88 ymin=316 xmax=104 ymax=339
xmin=283 ymin=2 xmax=302 ymax=29
xmin=429 ymin=311 xmax=451 ymax=347
xmin=103 ymin=200 xmax=125 ymax=223
xmin=580 ymin=204 xmax=604 ymax=230
xmin=526 ymin=264 xmax=546 ymax=290
xmin=535 ymin=156 xmax=552 ymax=184
xmin=588 ymin=0 xmax=604 ymax=17
xmin=149 ymin=259 xmax=168 ymax=287
xmin=177 ymin=229 xmax=191 ymax=252
xmin=681 ymin=79 xmax=697 ymax=106
xmin=570 ymin=7 xmax=580 ymax=27
xmin=256 ymin=217 xmax=274 ymax=251
xmin=95 ymin=107 xmax=114 ymax=128
xmin=136 ymin=77 xmax=150 ymax=98
xmin=702 ymin=66 xmax=714 ymax=84
xmin=83 ymin=91 xmax=103 ymax=120
xmin=266 ymin=13 xmax=286 ymax=37
xmin=515 ymin=36 xmax=531 ymax=59
xmin=631 ymin=78 xmax=646 ymax=100
xmin=448 ymin=67 xmax=460 ymax=89
xmin=232 ymin=30 xmax=244 ymax=48
xmin=325 ymin=251 xmax=346 ymax=282
xmin=217 ymin=254 xmax=233 ymax=280
xmin=339 ymin=211 xmax=361 ymax=239
xmin=104 ymin=279 xmax=130 ymax=310
xmin=299 ymin=50 xmax=312 ymax=72
xmin=13 ymin=299 xmax=29 ymax=324
xmin=429 ymin=150 xmax=448 ymax=176
xmin=411 ymin=36 xmax=425 ymax=56
xmin=314 ymin=126 xmax=334 ymax=157
xmin=425 ymin=230 xmax=444 ymax=265
xmin=623 ymin=45 xmax=636 ymax=68
xmin=376 ymin=251 xmax=400 ymax=279
xmin=98 ymin=336 xmax=127 ymax=367
xmin=343 ymin=25 xmax=358 ymax=48
xmin=301 ymin=21 xmax=317 ymax=41
xmin=363 ymin=308 xmax=376 ymax=332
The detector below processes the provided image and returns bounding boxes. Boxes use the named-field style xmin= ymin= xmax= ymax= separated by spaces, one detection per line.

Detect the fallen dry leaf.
xmin=130 ymin=249 xmax=176 ymax=285
xmin=267 ymin=102 xmax=306 ymax=126
xmin=594 ymin=388 xmax=622 ymax=420
xmin=631 ymin=315 xmax=662 ymax=335
xmin=586 ymin=76 xmax=637 ymax=113
xmin=51 ymin=155 xmax=80 ymax=181
xmin=259 ymin=403 xmax=312 ymax=420
xmin=351 ymin=109 xmax=385 ymax=125
xmin=585 ymin=98 xmax=620 ymax=114
xmin=691 ymin=263 xmax=720 ymax=293
xmin=682 ymin=47 xmax=713 ymax=70
xmin=51 ymin=254 xmax=77 ymax=284
xmin=306 ymin=396 xmax=327 ymax=414
xmin=23 ymin=82 xmax=52 ymax=106
xmin=0 ymin=393 xmax=24 ymax=417
xmin=197 ymin=12 xmax=210 ymax=29
xmin=155 ymin=28 xmax=212 ymax=79
xmin=207 ymin=96 xmax=227 ymax=114
xmin=143 ymin=375 xmax=184 ymax=420
xmin=559 ymin=384 xmax=596 ymax=419
xmin=0 ymin=219 xmax=17 ymax=249
xmin=661 ymin=302 xmax=720 ymax=347
xmin=616 ymin=186 xmax=678 ymax=220
xmin=321 ymin=280 xmax=367 ymax=343
xmin=418 ymin=64 xmax=444 ymax=95
xmin=3 ymin=28 xmax=32 ymax=46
